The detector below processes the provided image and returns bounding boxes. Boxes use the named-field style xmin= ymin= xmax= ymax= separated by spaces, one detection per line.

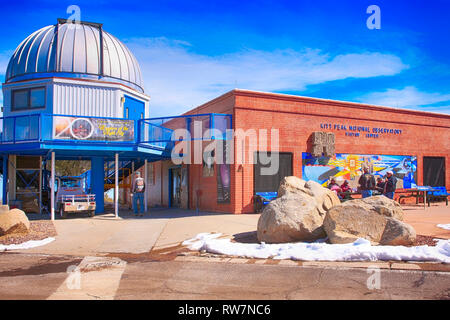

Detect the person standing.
xmin=384 ymin=171 xmax=397 ymax=200
xmin=131 ymin=171 xmax=145 ymax=216
xmin=358 ymin=167 xmax=376 ymax=198
xmin=375 ymin=177 xmax=386 ymax=194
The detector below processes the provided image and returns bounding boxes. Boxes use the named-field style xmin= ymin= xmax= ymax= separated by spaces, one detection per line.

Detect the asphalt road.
xmin=0 ymin=251 xmax=449 ymax=300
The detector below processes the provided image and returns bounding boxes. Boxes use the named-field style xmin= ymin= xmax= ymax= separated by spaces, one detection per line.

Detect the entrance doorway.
xmin=254 ymin=152 xmax=293 ymax=193
xmin=169 ymin=167 xmax=182 ymax=207
xmin=423 ymin=157 xmax=446 ymax=187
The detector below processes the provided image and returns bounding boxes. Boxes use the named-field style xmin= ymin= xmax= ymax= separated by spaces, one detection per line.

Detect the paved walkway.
xmin=17 ymin=208 xmax=259 ymax=256
xmin=402 ymin=203 xmax=450 ymax=239
xmin=1 ymin=252 xmax=449 ymax=300
xmin=3 ymin=203 xmax=448 ymax=300
xmin=16 ymin=203 xmax=449 ymax=258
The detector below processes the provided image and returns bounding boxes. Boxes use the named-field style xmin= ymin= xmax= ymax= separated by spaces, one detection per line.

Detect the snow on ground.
xmin=182 ymin=233 xmax=450 ymax=263
xmin=437 ymin=224 xmax=450 ymax=231
xmin=0 ymin=237 xmax=55 ymax=252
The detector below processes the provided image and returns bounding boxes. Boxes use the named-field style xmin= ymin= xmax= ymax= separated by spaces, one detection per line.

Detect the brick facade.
xmin=147 ymin=89 xmax=450 ymax=214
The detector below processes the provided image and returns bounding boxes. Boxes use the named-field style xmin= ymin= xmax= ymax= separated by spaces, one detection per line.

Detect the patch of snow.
xmin=0 ymin=237 xmax=55 ymax=252
xmin=183 ymin=233 xmax=450 ymax=263
xmin=437 ymin=224 xmax=450 ymax=231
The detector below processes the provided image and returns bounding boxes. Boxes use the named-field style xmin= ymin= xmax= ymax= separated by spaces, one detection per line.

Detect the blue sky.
xmin=0 ymin=0 xmax=449 ymax=116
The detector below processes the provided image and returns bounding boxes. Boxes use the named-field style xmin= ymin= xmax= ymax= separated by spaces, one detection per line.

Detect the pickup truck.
xmin=56 ymin=176 xmax=96 ymax=218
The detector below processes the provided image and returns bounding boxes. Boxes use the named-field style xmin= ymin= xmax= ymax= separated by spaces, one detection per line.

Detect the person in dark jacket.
xmin=358 ymin=167 xmax=376 ymax=198
xmin=375 ymin=177 xmax=385 ymax=194
xmin=384 ymin=171 xmax=397 ymax=200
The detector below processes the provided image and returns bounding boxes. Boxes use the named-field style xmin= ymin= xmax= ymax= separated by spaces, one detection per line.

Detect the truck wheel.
xmin=88 ymin=210 xmax=95 ymax=217
xmin=59 ymin=207 xmax=68 ymax=219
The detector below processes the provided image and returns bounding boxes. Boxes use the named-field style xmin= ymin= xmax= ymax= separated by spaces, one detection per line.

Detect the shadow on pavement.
xmin=232 ymin=231 xmax=259 ymax=244
xmin=96 ymin=207 xmax=238 ymax=220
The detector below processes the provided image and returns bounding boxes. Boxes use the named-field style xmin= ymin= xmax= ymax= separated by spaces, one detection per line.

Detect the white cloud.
xmin=125 ymin=37 xmax=408 ymax=116
xmin=357 ymin=86 xmax=450 ymax=114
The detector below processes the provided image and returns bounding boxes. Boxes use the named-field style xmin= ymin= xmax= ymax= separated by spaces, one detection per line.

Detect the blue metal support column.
xmin=91 ymin=157 xmax=105 ymax=214
xmin=2 ymin=155 xmax=8 ymax=205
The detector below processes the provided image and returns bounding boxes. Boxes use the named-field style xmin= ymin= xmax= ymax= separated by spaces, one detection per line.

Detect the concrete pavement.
xmin=16 ymin=208 xmax=260 ymax=256
xmin=9 ymin=203 xmax=450 ymax=273
xmin=402 ymin=204 xmax=450 ymax=239
xmin=1 ymin=204 xmax=450 ymax=300
xmin=1 ymin=252 xmax=449 ymax=300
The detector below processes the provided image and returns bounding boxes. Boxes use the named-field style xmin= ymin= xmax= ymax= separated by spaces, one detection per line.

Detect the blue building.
xmin=0 ymin=19 xmax=177 ymax=218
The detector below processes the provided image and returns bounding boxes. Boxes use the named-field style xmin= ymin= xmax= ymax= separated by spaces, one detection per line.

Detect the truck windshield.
xmin=61 ymin=179 xmax=82 ymax=188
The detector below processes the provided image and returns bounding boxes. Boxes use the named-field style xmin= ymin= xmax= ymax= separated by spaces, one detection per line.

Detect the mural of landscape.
xmin=302 ymin=153 xmax=417 ymax=190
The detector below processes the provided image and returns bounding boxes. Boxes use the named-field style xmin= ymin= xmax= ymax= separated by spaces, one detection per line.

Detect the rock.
xmin=277 ymin=176 xmax=311 ymax=197
xmin=358 ymin=196 xmax=404 ymax=221
xmin=278 ymin=176 xmax=341 ymax=214
xmin=323 ymin=197 xmax=415 ymax=245
xmin=257 ymin=193 xmax=326 ymax=243
xmin=257 ymin=176 xmax=342 ymax=243
xmin=0 ymin=208 xmax=31 ymax=236
xmin=381 ymin=218 xmax=416 ymax=246
xmin=304 ymin=180 xmax=341 ymax=215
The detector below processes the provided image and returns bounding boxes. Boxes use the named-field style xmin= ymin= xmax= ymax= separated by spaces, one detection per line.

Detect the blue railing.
xmin=0 ymin=113 xmax=137 ymax=145
xmin=0 ymin=113 xmax=233 ymax=151
xmin=138 ymin=113 xmax=232 ymax=146
xmin=0 ymin=114 xmax=41 ymax=143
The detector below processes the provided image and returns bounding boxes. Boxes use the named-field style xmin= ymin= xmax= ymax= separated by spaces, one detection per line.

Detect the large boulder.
xmin=323 ymin=196 xmax=415 ymax=245
xmin=358 ymin=196 xmax=404 ymax=221
xmin=278 ymin=176 xmax=341 ymax=214
xmin=304 ymin=180 xmax=341 ymax=215
xmin=257 ymin=193 xmax=326 ymax=243
xmin=257 ymin=176 xmax=341 ymax=243
xmin=0 ymin=208 xmax=31 ymax=236
xmin=277 ymin=176 xmax=311 ymax=197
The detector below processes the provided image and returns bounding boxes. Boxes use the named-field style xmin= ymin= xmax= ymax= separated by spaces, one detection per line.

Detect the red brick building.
xmin=147 ymin=89 xmax=450 ymax=214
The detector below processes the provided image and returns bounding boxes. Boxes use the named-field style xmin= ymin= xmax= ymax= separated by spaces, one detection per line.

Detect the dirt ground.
xmin=0 ymin=221 xmax=57 ymax=246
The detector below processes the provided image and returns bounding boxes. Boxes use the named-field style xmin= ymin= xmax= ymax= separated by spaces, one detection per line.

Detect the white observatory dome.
xmin=5 ymin=20 xmax=144 ymax=93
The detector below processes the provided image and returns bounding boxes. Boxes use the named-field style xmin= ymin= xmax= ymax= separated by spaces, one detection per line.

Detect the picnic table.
xmin=254 ymin=192 xmax=278 ymax=213
xmin=339 ymin=191 xmax=361 ymax=201
xmin=398 ymin=186 xmax=448 ymax=209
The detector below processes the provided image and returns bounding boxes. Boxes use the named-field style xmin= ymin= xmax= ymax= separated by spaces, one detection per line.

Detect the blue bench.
xmin=254 ymin=192 xmax=278 ymax=213
xmin=427 ymin=187 xmax=450 ymax=206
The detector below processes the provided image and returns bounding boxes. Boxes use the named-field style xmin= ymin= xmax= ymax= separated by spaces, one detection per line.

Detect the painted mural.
xmin=302 ymin=153 xmax=417 ymax=190
xmin=53 ymin=116 xmax=134 ymax=142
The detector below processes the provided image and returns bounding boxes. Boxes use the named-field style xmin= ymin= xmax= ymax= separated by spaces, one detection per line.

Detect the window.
xmin=423 ymin=157 xmax=445 ymax=187
xmin=254 ymin=152 xmax=293 ymax=193
xmin=12 ymin=87 xmax=46 ymax=111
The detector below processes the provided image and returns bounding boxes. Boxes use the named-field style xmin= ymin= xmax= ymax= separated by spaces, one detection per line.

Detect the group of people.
xmin=327 ymin=168 xmax=398 ymax=200
xmin=358 ymin=168 xmax=397 ymax=199
xmin=327 ymin=178 xmax=352 ymax=200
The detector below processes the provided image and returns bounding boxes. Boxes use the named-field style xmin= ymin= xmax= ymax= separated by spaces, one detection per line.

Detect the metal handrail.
xmin=0 ymin=112 xmax=233 ymax=147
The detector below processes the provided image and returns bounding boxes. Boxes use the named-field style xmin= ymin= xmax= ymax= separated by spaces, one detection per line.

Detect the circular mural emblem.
xmin=70 ymin=118 xmax=94 ymax=140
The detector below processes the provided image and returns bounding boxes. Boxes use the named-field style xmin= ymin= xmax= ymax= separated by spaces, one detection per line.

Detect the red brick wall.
xmin=148 ymin=89 xmax=450 ymax=214
xmin=183 ymin=93 xmax=236 ymax=213
xmin=232 ymin=90 xmax=450 ymax=213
